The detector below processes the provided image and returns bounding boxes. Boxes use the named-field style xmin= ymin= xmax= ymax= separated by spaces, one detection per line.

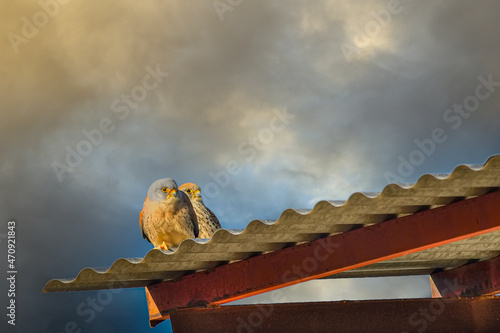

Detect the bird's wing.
xmin=207 ymin=207 xmax=222 ymax=229
xmin=181 ymin=191 xmax=199 ymax=238
xmin=140 ymin=196 xmax=151 ymax=242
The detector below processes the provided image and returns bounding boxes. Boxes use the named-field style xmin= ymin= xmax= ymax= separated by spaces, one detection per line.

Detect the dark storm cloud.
xmin=1 ymin=1 xmax=500 ymax=332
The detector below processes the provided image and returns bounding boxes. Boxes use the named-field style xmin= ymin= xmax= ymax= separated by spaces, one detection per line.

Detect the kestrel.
xmin=179 ymin=183 xmax=221 ymax=238
xmin=140 ymin=178 xmax=199 ymax=250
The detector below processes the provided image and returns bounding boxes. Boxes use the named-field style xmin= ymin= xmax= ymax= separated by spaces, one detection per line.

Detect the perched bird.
xmin=140 ymin=178 xmax=199 ymax=250
xmin=179 ymin=183 xmax=221 ymax=238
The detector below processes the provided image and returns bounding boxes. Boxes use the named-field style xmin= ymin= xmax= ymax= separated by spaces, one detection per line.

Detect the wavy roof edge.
xmin=43 ymin=154 xmax=500 ymax=292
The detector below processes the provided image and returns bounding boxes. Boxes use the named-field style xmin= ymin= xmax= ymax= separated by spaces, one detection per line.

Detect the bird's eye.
xmin=161 ymin=187 xmax=169 ymax=193
xmin=186 ymin=189 xmax=191 ymax=193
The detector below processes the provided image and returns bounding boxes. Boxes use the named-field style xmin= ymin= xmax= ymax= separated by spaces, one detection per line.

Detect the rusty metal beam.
xmin=431 ymin=255 xmax=500 ymax=298
xmin=147 ymin=190 xmax=500 ymax=327
xmin=170 ymin=297 xmax=500 ymax=333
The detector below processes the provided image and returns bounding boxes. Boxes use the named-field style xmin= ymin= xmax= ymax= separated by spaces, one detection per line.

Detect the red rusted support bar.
xmin=170 ymin=297 xmax=500 ymax=333
xmin=431 ymin=255 xmax=500 ymax=298
xmin=147 ymin=191 xmax=500 ymax=326
xmin=430 ymin=277 xmax=443 ymax=298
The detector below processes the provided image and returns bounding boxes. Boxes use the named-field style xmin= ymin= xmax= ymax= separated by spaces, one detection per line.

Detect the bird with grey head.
xmin=140 ymin=178 xmax=199 ymax=250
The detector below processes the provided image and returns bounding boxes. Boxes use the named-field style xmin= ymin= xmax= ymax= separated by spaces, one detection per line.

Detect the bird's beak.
xmin=168 ymin=188 xmax=178 ymax=198
xmin=194 ymin=189 xmax=201 ymax=198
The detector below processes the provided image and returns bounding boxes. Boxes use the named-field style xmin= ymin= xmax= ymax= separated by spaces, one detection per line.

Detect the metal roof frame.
xmin=146 ymin=190 xmax=500 ymax=326
xmin=431 ymin=255 xmax=500 ymax=298
xmin=169 ymin=297 xmax=500 ymax=333
xmin=42 ymin=155 xmax=500 ymax=328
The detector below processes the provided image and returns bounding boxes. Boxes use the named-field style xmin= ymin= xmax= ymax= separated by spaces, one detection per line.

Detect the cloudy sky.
xmin=1 ymin=0 xmax=500 ymax=332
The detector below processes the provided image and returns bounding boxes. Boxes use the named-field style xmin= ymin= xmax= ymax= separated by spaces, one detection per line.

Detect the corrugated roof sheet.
xmin=43 ymin=155 xmax=500 ymax=293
